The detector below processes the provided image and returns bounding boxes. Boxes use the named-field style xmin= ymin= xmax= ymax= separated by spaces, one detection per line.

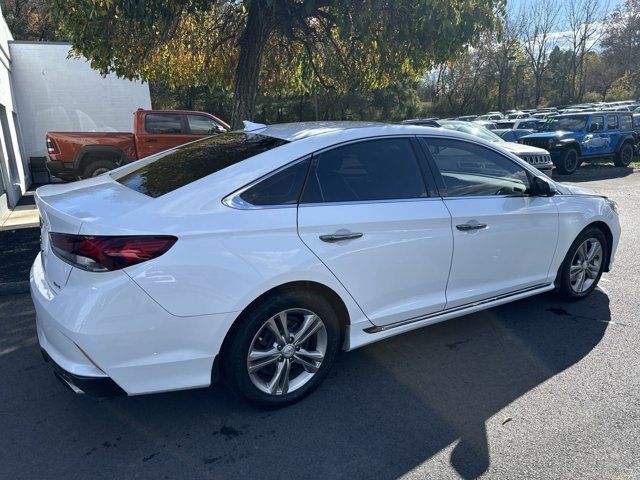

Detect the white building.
xmin=0 ymin=6 xmax=151 ymax=219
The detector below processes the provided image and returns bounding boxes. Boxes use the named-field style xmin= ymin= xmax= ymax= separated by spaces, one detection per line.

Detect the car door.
xmin=297 ymin=137 xmax=454 ymax=327
xmin=137 ymin=113 xmax=193 ymax=158
xmin=582 ymin=115 xmax=608 ymax=156
xmin=605 ymin=114 xmax=620 ymax=154
xmin=420 ymin=137 xmax=559 ymax=309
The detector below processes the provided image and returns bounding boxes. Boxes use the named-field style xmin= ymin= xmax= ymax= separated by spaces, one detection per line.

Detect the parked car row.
xmin=409 ymin=99 xmax=640 ymax=175
xmin=402 ymin=118 xmax=554 ymax=176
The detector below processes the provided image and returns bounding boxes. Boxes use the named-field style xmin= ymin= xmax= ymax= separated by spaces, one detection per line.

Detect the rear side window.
xmin=301 ymin=138 xmax=428 ymax=203
xmin=607 ymin=115 xmax=619 ymax=130
xmin=145 ymin=114 xmax=183 ymax=134
xmin=239 ymin=158 xmax=310 ymax=206
xmin=620 ymin=115 xmax=632 ymax=130
xmin=117 ymin=133 xmax=288 ymax=197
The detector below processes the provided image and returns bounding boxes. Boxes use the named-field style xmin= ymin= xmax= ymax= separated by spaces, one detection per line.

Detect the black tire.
xmin=556 ymin=227 xmax=607 ymax=301
xmin=555 ymin=147 xmax=580 ymax=175
xmin=614 ymin=142 xmax=634 ymax=167
xmin=221 ymin=289 xmax=341 ymax=406
xmin=82 ymin=160 xmax=117 ymax=179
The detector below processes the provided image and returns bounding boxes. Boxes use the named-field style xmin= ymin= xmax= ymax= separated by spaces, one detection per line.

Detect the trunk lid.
xmin=35 ymin=176 xmax=153 ymax=292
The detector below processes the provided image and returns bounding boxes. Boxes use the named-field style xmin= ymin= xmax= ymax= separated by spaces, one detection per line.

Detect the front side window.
xmin=117 ymin=133 xmax=288 ymax=197
xmin=589 ymin=116 xmax=604 ymax=131
xmin=606 ymin=115 xmax=619 ymax=130
xmin=144 ymin=114 xmax=183 ymax=134
xmin=423 ymin=138 xmax=530 ymax=197
xmin=187 ymin=115 xmax=223 ymax=135
xmin=301 ymin=138 xmax=428 ymax=203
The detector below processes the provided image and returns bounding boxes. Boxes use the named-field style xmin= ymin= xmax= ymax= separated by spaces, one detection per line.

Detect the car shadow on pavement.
xmin=554 ymin=164 xmax=635 ymax=183
xmin=0 ymin=290 xmax=610 ymax=480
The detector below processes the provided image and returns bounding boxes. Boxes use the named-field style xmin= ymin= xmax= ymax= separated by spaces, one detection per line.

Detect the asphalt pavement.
xmin=1 ymin=163 xmax=639 ymax=479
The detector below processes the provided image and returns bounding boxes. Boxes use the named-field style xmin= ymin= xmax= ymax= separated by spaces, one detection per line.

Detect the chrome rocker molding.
xmin=363 ymin=283 xmax=552 ymax=334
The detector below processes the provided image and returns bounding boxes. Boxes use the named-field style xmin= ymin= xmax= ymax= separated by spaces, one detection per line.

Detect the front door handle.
xmin=319 ymin=231 xmax=364 ymax=243
xmin=142 ymin=138 xmax=158 ymax=143
xmin=456 ymin=222 xmax=487 ymax=231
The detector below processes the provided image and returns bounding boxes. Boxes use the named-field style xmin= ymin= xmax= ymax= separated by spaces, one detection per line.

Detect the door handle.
xmin=142 ymin=138 xmax=157 ymax=143
xmin=456 ymin=223 xmax=487 ymax=231
xmin=319 ymin=232 xmax=364 ymax=243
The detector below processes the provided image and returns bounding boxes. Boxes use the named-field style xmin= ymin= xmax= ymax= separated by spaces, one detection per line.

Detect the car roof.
xmin=250 ymin=121 xmax=386 ymax=141
xmin=248 ymin=121 xmax=484 ymax=142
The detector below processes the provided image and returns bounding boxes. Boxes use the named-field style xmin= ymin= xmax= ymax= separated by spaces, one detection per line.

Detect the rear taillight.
xmin=49 ymin=233 xmax=177 ymax=272
xmin=46 ymin=137 xmax=59 ymax=154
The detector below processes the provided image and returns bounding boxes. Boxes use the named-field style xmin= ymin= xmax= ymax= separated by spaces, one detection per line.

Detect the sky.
xmin=506 ymin=0 xmax=615 ymax=29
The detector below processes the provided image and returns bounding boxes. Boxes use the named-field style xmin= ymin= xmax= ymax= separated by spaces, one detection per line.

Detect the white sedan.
xmin=31 ymin=122 xmax=620 ymax=405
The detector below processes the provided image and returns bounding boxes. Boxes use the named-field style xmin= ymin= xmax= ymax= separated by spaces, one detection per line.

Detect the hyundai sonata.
xmin=31 ymin=122 xmax=620 ymax=405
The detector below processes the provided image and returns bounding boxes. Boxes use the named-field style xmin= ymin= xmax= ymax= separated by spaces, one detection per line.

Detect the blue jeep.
xmin=519 ymin=112 xmax=637 ymax=174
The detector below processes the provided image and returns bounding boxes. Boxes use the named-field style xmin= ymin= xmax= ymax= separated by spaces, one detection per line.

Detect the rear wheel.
xmin=82 ymin=160 xmax=117 ymax=179
xmin=556 ymin=227 xmax=607 ymax=300
xmin=221 ymin=289 xmax=341 ymax=406
xmin=555 ymin=147 xmax=580 ymax=175
xmin=614 ymin=142 xmax=634 ymax=167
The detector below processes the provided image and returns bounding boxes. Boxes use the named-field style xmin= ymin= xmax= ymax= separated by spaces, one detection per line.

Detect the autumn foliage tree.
xmin=49 ymin=0 xmax=502 ymax=128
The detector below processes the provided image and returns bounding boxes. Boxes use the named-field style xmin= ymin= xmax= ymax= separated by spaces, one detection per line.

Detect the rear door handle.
xmin=456 ymin=223 xmax=487 ymax=231
xmin=319 ymin=232 xmax=364 ymax=243
xmin=142 ymin=138 xmax=158 ymax=143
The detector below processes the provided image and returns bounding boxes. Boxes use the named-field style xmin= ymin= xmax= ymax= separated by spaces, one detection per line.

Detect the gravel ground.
xmin=0 ymin=164 xmax=638 ymax=480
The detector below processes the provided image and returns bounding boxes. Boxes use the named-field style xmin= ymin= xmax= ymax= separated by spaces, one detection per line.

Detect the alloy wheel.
xmin=569 ymin=237 xmax=603 ymax=293
xmin=246 ymin=309 xmax=327 ymax=396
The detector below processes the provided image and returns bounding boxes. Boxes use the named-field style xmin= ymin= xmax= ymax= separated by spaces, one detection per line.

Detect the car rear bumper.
xmin=46 ymin=159 xmax=77 ymax=179
xmin=30 ymin=252 xmax=235 ymax=396
xmin=41 ymin=348 xmax=126 ymax=396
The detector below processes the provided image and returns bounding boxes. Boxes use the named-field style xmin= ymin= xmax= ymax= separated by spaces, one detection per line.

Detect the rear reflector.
xmin=50 ymin=233 xmax=177 ymax=272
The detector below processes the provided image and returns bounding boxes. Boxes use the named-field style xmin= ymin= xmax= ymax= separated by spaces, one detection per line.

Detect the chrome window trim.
xmin=223 ymin=133 xmax=555 ymax=210
xmin=298 ymin=197 xmax=442 ymax=208
xmin=222 ymin=155 xmax=311 ymax=210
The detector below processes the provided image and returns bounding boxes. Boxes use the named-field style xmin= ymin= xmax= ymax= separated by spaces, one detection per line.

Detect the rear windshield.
xmin=116 ymin=132 xmax=288 ymax=197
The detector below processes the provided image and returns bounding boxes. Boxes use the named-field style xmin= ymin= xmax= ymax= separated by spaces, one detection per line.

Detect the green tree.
xmin=50 ymin=0 xmax=503 ymax=128
xmin=1 ymin=0 xmax=61 ymax=40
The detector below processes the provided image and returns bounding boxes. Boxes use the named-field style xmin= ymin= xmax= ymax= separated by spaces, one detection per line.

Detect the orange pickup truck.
xmin=45 ymin=109 xmax=230 ymax=180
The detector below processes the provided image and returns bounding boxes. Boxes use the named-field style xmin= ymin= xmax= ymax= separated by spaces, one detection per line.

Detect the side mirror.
xmin=531 ymin=176 xmax=557 ymax=196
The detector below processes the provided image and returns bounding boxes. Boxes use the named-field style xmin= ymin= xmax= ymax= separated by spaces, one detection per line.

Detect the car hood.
xmin=521 ymin=131 xmax=573 ymax=139
xmin=557 ymin=183 xmax=603 ymax=197
xmin=496 ymin=141 xmax=549 ymax=155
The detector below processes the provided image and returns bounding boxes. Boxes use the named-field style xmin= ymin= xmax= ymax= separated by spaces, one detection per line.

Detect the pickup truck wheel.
xmin=82 ymin=160 xmax=117 ymax=179
xmin=614 ymin=142 xmax=634 ymax=167
xmin=555 ymin=147 xmax=579 ymax=175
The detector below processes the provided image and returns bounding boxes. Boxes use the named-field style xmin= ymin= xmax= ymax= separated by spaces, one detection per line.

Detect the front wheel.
xmin=614 ymin=142 xmax=634 ymax=167
xmin=556 ymin=228 xmax=607 ymax=300
xmin=221 ymin=290 xmax=341 ymax=406
xmin=555 ymin=148 xmax=580 ymax=175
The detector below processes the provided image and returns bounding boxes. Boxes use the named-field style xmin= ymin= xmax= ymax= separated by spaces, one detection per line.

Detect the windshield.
xmin=439 ymin=121 xmax=504 ymax=143
xmin=552 ymin=116 xmax=588 ymax=131
xmin=116 ymin=132 xmax=288 ymax=197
